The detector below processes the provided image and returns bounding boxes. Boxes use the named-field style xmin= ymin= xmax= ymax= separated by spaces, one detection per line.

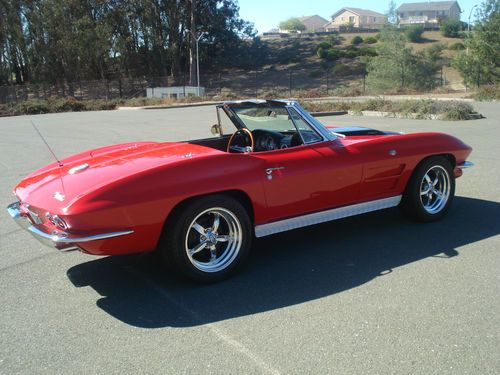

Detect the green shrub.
xmin=351 ymin=36 xmax=364 ymax=45
xmin=357 ymin=47 xmax=378 ymax=56
xmin=345 ymin=50 xmax=358 ymax=58
xmin=364 ymin=36 xmax=378 ymax=44
xmin=317 ymin=41 xmax=331 ymax=50
xmin=441 ymin=19 xmax=462 ymax=38
xmin=448 ymin=42 xmax=465 ymax=50
xmin=326 ymin=48 xmax=342 ymax=61
xmin=317 ymin=47 xmax=327 ymax=58
xmin=405 ymin=25 xmax=424 ymax=42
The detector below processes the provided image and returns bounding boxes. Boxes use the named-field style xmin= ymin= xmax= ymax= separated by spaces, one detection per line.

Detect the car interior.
xmin=188 ymin=104 xmax=323 ymax=153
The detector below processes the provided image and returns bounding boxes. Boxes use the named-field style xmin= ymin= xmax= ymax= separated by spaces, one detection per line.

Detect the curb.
xmin=118 ymin=101 xmax=221 ymax=111
xmin=347 ymin=110 xmax=484 ymax=120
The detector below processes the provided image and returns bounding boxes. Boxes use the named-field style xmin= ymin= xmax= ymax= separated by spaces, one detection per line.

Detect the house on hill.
xmin=297 ymin=15 xmax=330 ymax=33
xmin=397 ymin=1 xmax=461 ymax=28
xmin=325 ymin=8 xmax=387 ymax=31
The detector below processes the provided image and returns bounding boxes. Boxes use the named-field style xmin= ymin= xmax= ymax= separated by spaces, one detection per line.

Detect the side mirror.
xmin=211 ymin=124 xmax=222 ymax=136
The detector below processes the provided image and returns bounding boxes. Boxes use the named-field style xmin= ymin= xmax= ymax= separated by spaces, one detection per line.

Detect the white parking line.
xmin=128 ymin=268 xmax=281 ymax=375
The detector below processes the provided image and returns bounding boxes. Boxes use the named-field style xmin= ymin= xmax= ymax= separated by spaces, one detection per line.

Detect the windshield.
xmin=232 ymin=106 xmax=297 ymax=132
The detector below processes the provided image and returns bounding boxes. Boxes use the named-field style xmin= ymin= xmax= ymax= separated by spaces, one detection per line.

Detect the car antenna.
xmin=30 ymin=121 xmax=64 ymax=167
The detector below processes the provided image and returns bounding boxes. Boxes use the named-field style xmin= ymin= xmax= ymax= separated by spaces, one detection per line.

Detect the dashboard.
xmin=252 ymin=129 xmax=293 ymax=152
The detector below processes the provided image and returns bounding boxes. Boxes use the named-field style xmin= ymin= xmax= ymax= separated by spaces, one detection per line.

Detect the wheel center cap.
xmin=206 ymin=232 xmax=218 ymax=245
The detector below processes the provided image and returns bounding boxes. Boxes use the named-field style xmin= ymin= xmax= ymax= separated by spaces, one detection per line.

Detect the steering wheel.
xmin=227 ymin=128 xmax=255 ymax=153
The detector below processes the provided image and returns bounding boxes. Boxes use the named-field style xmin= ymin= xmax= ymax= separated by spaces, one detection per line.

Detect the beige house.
xmin=325 ymin=8 xmax=387 ymax=31
xmin=297 ymin=15 xmax=330 ymax=32
xmin=397 ymin=1 xmax=461 ymax=28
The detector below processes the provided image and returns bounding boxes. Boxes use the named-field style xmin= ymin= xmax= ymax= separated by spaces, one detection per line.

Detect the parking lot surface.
xmin=1 ymin=102 xmax=499 ymax=374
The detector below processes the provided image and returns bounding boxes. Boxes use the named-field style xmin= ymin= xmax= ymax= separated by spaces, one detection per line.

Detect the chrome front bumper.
xmin=7 ymin=202 xmax=134 ymax=252
xmin=458 ymin=161 xmax=474 ymax=169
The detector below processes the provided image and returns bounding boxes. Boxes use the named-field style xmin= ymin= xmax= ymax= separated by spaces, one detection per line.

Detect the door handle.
xmin=266 ymin=167 xmax=285 ymax=175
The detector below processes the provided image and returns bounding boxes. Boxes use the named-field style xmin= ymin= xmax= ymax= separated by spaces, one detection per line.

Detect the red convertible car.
xmin=8 ymin=99 xmax=473 ymax=282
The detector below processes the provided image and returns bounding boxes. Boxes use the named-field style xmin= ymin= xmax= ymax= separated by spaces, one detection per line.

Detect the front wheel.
xmin=160 ymin=195 xmax=252 ymax=283
xmin=401 ymin=156 xmax=455 ymax=222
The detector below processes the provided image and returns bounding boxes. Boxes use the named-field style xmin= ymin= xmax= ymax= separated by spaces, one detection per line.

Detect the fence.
xmin=0 ymin=66 xmax=460 ymax=105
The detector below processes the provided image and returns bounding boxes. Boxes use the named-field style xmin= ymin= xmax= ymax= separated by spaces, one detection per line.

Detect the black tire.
xmin=160 ymin=194 xmax=252 ymax=283
xmin=401 ymin=156 xmax=455 ymax=222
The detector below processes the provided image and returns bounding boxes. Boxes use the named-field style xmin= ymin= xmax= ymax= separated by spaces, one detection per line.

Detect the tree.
xmin=404 ymin=25 xmax=424 ymax=42
xmin=279 ymin=18 xmax=306 ymax=32
xmin=441 ymin=19 xmax=462 ymax=38
xmin=366 ymin=28 xmax=442 ymax=92
xmin=453 ymin=0 xmax=500 ymax=86
xmin=386 ymin=0 xmax=398 ymax=25
xmin=0 ymin=0 xmax=256 ymax=88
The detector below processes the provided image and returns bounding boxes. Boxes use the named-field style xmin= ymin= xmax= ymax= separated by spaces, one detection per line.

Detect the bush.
xmin=448 ymin=42 xmax=465 ymax=50
xmin=328 ymin=35 xmax=343 ymax=46
xmin=356 ymin=47 xmax=378 ymax=56
xmin=332 ymin=64 xmax=352 ymax=76
xmin=326 ymin=48 xmax=343 ymax=61
xmin=317 ymin=41 xmax=331 ymax=50
xmin=351 ymin=36 xmax=364 ymax=45
xmin=473 ymin=85 xmax=500 ymax=101
xmin=364 ymin=36 xmax=378 ymax=44
xmin=21 ymin=100 xmax=51 ymax=114
xmin=317 ymin=47 xmax=327 ymax=58
xmin=405 ymin=25 xmax=424 ymax=42
xmin=441 ymin=19 xmax=462 ymax=38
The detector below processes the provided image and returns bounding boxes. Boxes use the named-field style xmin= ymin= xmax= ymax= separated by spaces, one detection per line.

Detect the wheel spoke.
xmin=424 ymin=174 xmax=431 ymax=184
xmin=420 ymin=187 xmax=430 ymax=195
xmin=189 ymin=241 xmax=208 ymax=256
xmin=209 ymin=246 xmax=217 ymax=262
xmin=433 ymin=190 xmax=443 ymax=199
xmin=212 ymin=213 xmax=220 ymax=232
xmin=432 ymin=177 xmax=439 ymax=186
xmin=216 ymin=235 xmax=232 ymax=242
xmin=191 ymin=222 xmax=205 ymax=235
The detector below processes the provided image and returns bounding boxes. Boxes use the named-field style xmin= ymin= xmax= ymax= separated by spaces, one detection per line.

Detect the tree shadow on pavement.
xmin=67 ymin=196 xmax=500 ymax=328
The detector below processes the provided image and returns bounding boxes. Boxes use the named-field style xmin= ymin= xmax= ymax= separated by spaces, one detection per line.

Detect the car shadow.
xmin=67 ymin=196 xmax=500 ymax=328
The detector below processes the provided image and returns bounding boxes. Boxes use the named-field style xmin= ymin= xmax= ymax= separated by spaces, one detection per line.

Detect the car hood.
xmin=14 ymin=141 xmax=221 ymax=211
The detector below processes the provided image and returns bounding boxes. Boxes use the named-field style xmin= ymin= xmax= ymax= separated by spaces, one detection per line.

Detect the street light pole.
xmin=465 ymin=4 xmax=478 ymax=92
xmin=468 ymin=4 xmax=477 ymax=34
xmin=188 ymin=29 xmax=205 ymax=97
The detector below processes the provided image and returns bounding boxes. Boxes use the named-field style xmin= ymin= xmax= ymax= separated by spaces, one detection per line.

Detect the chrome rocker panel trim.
xmin=254 ymin=195 xmax=402 ymax=238
xmin=7 ymin=202 xmax=134 ymax=252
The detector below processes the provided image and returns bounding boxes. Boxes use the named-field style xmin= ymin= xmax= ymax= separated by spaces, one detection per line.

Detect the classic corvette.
xmin=7 ymin=99 xmax=473 ymax=282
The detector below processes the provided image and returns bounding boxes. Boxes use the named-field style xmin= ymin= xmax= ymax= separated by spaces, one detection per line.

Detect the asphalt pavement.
xmin=0 ymin=102 xmax=499 ymax=374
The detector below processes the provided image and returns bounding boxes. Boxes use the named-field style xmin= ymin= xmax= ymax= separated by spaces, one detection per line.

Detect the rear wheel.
xmin=401 ymin=156 xmax=455 ymax=222
xmin=160 ymin=195 xmax=252 ymax=283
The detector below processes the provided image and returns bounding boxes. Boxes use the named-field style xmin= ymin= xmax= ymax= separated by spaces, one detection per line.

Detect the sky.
xmin=237 ymin=0 xmax=482 ymax=34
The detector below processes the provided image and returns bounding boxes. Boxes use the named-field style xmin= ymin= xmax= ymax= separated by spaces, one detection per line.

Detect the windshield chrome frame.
xmin=219 ymin=100 xmax=336 ymax=142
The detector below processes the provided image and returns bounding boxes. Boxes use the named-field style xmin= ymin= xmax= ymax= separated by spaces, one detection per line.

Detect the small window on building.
xmin=349 ymin=16 xmax=355 ymax=23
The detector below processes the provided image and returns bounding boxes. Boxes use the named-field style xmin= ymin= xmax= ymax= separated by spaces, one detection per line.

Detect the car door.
xmin=253 ymin=110 xmax=362 ymax=223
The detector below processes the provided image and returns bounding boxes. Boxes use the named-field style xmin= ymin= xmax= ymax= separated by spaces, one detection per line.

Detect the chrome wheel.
xmin=419 ymin=165 xmax=451 ymax=214
xmin=185 ymin=207 xmax=242 ymax=273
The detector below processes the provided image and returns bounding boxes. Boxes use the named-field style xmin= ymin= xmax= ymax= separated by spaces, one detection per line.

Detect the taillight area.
xmin=45 ymin=213 xmax=68 ymax=230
